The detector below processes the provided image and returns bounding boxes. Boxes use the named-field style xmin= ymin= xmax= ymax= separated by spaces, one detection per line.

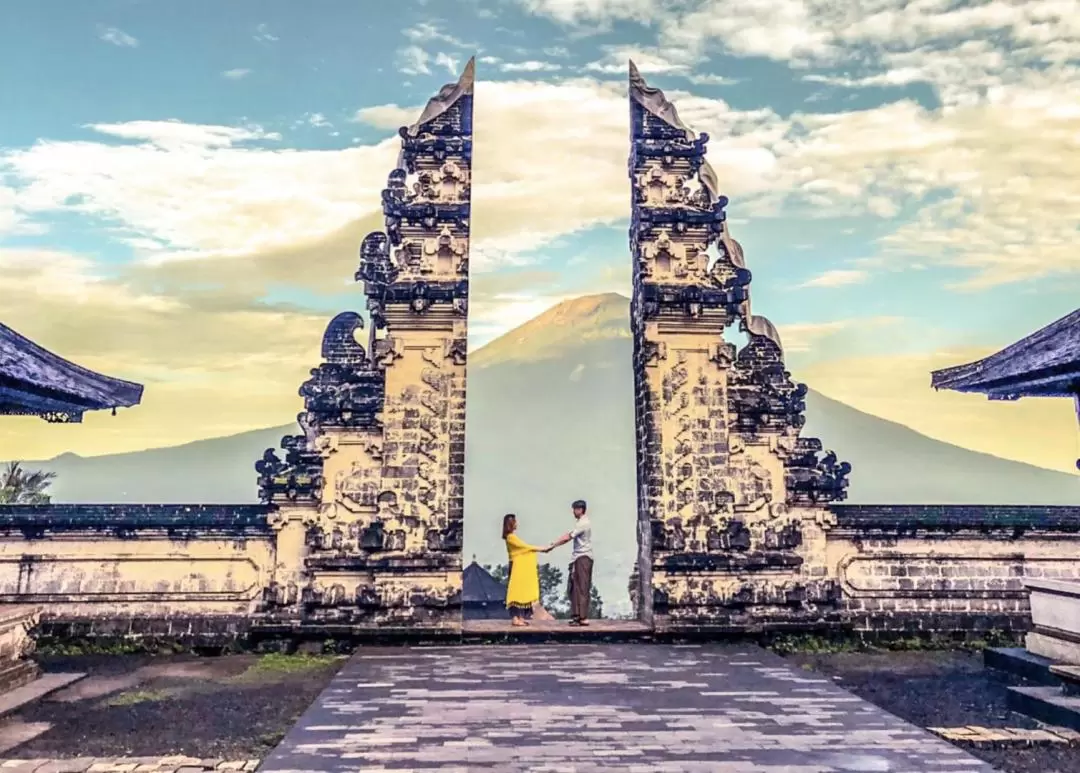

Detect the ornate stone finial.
xmin=299 ymin=312 xmax=385 ymax=431
xmin=404 ymin=56 xmax=476 ymax=137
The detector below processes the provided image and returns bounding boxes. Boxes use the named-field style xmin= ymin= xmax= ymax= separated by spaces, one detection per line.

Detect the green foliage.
xmin=0 ymin=461 xmax=56 ymax=504
xmin=36 ymin=637 xmax=181 ymax=657
xmin=483 ymin=561 xmax=604 ymax=618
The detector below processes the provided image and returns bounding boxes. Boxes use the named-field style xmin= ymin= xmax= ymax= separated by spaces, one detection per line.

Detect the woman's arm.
xmin=507 ymin=533 xmax=543 ymax=553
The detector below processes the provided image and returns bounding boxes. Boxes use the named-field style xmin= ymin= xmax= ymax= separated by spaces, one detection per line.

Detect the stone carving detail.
xmin=628 ymin=61 xmax=850 ymax=631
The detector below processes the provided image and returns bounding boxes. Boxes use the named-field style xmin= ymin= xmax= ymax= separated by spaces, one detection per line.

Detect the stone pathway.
xmin=0 ymin=759 xmax=260 ymax=773
xmin=258 ymin=643 xmax=999 ymax=772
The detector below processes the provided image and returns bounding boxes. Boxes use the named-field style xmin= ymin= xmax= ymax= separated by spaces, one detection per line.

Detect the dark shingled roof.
xmin=0 ymin=322 xmax=144 ymax=422
xmin=931 ymin=308 xmax=1080 ymax=399
xmin=463 ymin=560 xmax=506 ymax=604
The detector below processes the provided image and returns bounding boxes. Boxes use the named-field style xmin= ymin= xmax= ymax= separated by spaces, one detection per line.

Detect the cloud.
xmin=397 ymin=45 xmax=432 ymax=75
xmin=0 ymin=248 xmax=328 ymax=457
xmin=517 ymin=0 xmax=657 ymax=25
xmin=433 ymin=51 xmax=460 ymax=74
xmin=97 ymin=26 xmax=138 ymax=48
xmin=403 ymin=21 xmax=472 ymax=48
xmin=501 ymin=60 xmax=563 ymax=72
xmin=2 ymin=121 xmax=392 ymax=259
xmin=778 ymin=316 xmax=902 ymax=353
xmin=253 ymin=23 xmax=278 ymax=44
xmin=9 ymin=65 xmax=1080 ymax=294
xmin=222 ymin=68 xmax=252 ymax=80
xmin=799 ymin=269 xmax=870 ymax=288
xmin=516 ymin=0 xmax=1080 ymax=101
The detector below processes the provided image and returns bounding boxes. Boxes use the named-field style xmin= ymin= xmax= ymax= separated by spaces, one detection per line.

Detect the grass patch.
xmin=104 ymin=688 xmax=172 ymax=707
xmin=229 ymin=653 xmax=343 ymax=683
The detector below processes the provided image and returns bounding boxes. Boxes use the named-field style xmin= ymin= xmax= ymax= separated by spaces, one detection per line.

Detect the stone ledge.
xmin=0 ymin=505 xmax=273 ymax=537
xmin=829 ymin=504 xmax=1080 ymax=533
xmin=0 ymin=759 xmax=260 ymax=773
xmin=927 ymin=725 xmax=1080 ymax=747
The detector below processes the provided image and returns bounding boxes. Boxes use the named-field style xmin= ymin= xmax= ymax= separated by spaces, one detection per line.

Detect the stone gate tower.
xmin=256 ymin=59 xmax=474 ymax=631
xmin=628 ymin=62 xmax=852 ymax=632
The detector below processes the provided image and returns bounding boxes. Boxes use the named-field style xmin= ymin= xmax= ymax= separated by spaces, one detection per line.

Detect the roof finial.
xmin=459 ymin=56 xmax=476 ymax=94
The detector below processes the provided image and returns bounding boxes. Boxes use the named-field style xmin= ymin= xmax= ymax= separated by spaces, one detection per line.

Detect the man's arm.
xmin=546 ymin=526 xmax=579 ymax=551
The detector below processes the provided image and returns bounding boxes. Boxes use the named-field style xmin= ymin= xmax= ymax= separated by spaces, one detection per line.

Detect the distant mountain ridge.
xmin=11 ymin=293 xmax=1078 ymax=616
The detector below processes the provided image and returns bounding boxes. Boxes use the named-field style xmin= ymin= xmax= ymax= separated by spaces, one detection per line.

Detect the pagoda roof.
xmin=0 ymin=322 xmax=144 ymax=422
xmin=931 ymin=308 xmax=1080 ymax=399
xmin=462 ymin=560 xmax=506 ymax=604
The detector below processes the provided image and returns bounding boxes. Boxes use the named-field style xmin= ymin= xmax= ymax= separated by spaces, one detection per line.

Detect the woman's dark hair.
xmin=501 ymin=513 xmax=516 ymax=539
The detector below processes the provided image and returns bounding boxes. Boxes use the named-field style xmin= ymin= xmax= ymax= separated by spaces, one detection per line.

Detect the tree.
xmin=0 ymin=462 xmax=56 ymax=505
xmin=483 ymin=561 xmax=604 ymax=619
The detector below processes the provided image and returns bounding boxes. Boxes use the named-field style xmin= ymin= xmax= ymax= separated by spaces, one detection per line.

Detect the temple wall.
xmin=0 ymin=505 xmax=276 ymax=641
xmin=826 ymin=505 xmax=1080 ymax=634
xmin=0 ymin=503 xmax=1079 ymax=642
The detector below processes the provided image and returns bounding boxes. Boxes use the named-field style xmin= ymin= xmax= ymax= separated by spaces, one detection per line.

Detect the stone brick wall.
xmin=827 ymin=505 xmax=1080 ymax=633
xmin=0 ymin=504 xmax=276 ymax=642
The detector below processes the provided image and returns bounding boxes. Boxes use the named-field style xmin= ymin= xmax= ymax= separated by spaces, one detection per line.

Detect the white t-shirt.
xmin=569 ymin=515 xmax=593 ymax=562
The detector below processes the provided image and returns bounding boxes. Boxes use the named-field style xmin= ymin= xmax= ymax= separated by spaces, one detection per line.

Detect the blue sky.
xmin=1 ymin=0 xmax=1078 ymax=470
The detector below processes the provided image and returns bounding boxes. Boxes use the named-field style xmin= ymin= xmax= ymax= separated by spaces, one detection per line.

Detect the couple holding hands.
xmin=501 ymin=499 xmax=594 ymax=627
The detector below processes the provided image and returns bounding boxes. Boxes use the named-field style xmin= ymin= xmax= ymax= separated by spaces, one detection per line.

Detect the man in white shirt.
xmin=547 ymin=499 xmax=593 ymax=626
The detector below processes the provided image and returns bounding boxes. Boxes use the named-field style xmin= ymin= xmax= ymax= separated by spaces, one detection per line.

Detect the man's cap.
xmin=572 ymin=499 xmax=587 ymax=510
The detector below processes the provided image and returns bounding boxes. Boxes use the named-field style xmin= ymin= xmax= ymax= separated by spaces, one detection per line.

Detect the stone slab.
xmin=462 ymin=619 xmax=652 ymax=643
xmin=259 ymin=643 xmax=996 ymax=772
xmin=1026 ymin=631 xmax=1080 ymax=665
xmin=0 ymin=674 xmax=86 ymax=718
xmin=1008 ymin=685 xmax=1080 ymax=731
xmin=0 ymin=723 xmax=51 ymax=756
xmin=928 ymin=724 xmax=1078 ymax=747
xmin=1026 ymin=579 xmax=1080 ymax=637
xmin=984 ymin=646 xmax=1062 ymax=685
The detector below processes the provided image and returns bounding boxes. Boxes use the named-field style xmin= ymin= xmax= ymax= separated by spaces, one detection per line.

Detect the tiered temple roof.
xmin=0 ymin=322 xmax=143 ymax=423
xmin=931 ymin=308 xmax=1080 ymax=399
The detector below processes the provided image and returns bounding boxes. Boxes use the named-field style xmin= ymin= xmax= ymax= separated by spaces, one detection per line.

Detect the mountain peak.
xmin=471 ymin=293 xmax=631 ymax=368
xmin=533 ymin=293 xmax=628 ymax=323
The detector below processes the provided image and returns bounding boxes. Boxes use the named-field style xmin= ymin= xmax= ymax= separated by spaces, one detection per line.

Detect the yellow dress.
xmin=504 ymin=533 xmax=541 ymax=609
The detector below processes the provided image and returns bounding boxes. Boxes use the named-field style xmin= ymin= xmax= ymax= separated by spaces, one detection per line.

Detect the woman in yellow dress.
xmin=502 ymin=513 xmax=549 ymax=627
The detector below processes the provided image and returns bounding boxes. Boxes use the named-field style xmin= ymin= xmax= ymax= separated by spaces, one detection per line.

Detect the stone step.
xmin=1049 ymin=664 xmax=1080 ymax=697
xmin=984 ymin=647 xmax=1062 ymax=686
xmin=0 ymin=673 xmax=86 ymax=719
xmin=0 ymin=662 xmax=40 ymax=695
xmin=1007 ymin=685 xmax=1080 ymax=731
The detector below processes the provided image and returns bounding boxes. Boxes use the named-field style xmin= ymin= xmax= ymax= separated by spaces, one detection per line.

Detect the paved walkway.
xmin=258 ymin=644 xmax=996 ymax=772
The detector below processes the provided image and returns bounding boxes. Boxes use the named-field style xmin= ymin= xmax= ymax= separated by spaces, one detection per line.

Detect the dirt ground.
xmin=785 ymin=648 xmax=1080 ymax=773
xmin=1 ymin=652 xmax=343 ymax=759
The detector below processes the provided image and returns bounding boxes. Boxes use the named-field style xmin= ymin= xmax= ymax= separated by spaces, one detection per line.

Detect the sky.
xmin=0 ymin=0 xmax=1078 ymax=473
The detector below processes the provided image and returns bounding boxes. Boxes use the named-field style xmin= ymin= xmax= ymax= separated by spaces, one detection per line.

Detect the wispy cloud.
xmin=397 ymin=45 xmax=431 ymax=75
xmin=799 ymin=269 xmax=870 ymax=288
xmin=222 ymin=68 xmax=252 ymax=80
xmin=501 ymin=60 xmax=562 ymax=72
xmin=253 ymin=23 xmax=278 ymax=44
xmin=403 ymin=21 xmax=472 ymax=48
xmin=98 ymin=26 xmax=138 ymax=48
